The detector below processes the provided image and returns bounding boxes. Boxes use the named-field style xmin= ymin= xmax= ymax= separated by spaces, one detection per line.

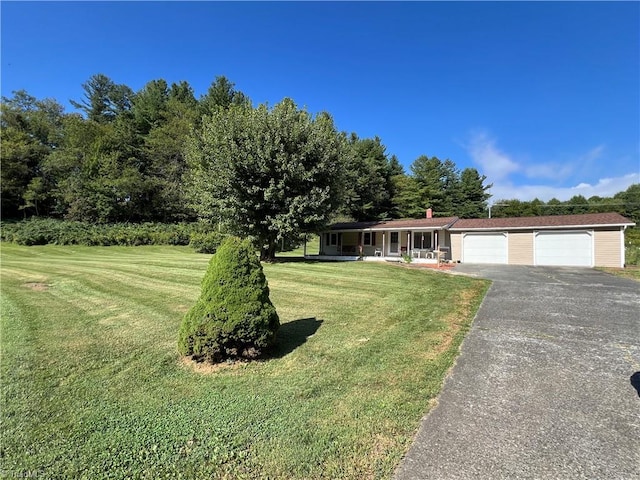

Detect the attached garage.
xmin=534 ymin=231 xmax=593 ymax=267
xmin=449 ymin=212 xmax=635 ymax=268
xmin=462 ymin=233 xmax=507 ymax=264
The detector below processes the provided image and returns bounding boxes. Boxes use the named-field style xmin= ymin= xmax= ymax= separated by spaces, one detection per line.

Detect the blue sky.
xmin=2 ymin=1 xmax=639 ymax=203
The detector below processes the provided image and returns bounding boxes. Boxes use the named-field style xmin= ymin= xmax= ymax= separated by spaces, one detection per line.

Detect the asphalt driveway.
xmin=394 ymin=265 xmax=640 ymax=480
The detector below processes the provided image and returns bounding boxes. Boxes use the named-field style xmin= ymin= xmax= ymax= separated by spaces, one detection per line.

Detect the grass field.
xmin=0 ymin=244 xmax=489 ymax=479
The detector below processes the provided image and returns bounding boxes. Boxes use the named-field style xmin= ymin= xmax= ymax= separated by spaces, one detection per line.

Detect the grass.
xmin=0 ymin=244 xmax=489 ymax=479
xmin=597 ymin=267 xmax=640 ymax=281
xmin=277 ymin=234 xmax=321 ymax=257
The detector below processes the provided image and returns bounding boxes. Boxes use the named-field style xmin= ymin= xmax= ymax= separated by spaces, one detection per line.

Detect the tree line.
xmin=2 ymin=73 xmax=637 ymax=258
xmin=490 ymin=188 xmax=640 ymax=222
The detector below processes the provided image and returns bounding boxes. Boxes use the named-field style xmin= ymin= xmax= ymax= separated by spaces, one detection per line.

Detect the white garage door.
xmin=535 ymin=231 xmax=593 ymax=267
xmin=463 ymin=233 xmax=507 ymax=264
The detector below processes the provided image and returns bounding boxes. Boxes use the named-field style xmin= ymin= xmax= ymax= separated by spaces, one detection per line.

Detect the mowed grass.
xmin=0 ymin=244 xmax=489 ymax=479
xmin=597 ymin=266 xmax=640 ymax=281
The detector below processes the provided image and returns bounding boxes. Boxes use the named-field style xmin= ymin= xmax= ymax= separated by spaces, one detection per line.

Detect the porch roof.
xmin=329 ymin=216 xmax=459 ymax=232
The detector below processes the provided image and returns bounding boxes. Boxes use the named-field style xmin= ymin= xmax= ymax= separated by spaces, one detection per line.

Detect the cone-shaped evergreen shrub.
xmin=178 ymin=236 xmax=280 ymax=363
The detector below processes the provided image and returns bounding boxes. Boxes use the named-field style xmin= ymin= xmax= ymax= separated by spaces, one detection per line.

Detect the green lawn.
xmin=597 ymin=267 xmax=640 ymax=281
xmin=1 ymin=244 xmax=488 ymax=479
xmin=277 ymin=234 xmax=321 ymax=257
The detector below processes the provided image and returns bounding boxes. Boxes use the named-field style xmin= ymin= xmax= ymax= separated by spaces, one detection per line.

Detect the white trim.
xmin=382 ymin=231 xmax=386 ymax=257
xmin=412 ymin=231 xmax=434 ymax=250
xmin=621 ymin=226 xmax=626 ymax=268
xmin=363 ymin=231 xmax=374 ymax=246
xmin=327 ymin=232 xmax=340 ymax=246
xmin=331 ymin=227 xmax=449 ymax=233
xmin=389 ymin=231 xmax=400 ymax=256
xmin=533 ymin=230 xmax=594 ymax=267
xmin=461 ymin=232 xmax=508 ymax=264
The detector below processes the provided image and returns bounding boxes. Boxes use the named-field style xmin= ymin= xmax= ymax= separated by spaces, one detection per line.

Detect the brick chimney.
xmin=426 ymin=208 xmax=433 ymax=219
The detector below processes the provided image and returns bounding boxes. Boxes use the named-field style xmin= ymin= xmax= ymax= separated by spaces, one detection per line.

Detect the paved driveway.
xmin=395 ymin=265 xmax=640 ymax=480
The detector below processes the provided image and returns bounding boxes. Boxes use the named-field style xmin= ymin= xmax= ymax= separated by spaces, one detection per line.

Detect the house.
xmin=310 ymin=211 xmax=635 ymax=268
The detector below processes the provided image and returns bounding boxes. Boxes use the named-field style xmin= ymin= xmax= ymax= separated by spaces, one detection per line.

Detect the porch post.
xmin=382 ymin=232 xmax=386 ymax=257
xmin=407 ymin=232 xmax=411 ymax=254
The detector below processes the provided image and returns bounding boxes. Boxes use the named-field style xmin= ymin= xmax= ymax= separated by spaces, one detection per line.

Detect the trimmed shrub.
xmin=178 ymin=237 xmax=280 ymax=363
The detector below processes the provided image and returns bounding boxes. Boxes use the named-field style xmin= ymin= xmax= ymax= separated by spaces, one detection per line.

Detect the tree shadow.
xmin=271 ymin=317 xmax=323 ymax=358
xmin=270 ymin=257 xmax=323 ymax=264
xmin=631 ymin=372 xmax=640 ymax=397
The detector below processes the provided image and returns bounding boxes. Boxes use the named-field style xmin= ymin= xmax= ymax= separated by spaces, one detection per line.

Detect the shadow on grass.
xmin=270 ymin=256 xmax=323 ymax=264
xmin=271 ymin=317 xmax=323 ymax=358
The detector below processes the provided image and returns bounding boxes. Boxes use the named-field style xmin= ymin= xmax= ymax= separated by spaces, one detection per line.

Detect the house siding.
xmin=508 ymin=231 xmax=534 ymax=265
xmin=594 ymin=228 xmax=622 ymax=268
xmin=450 ymin=232 xmax=462 ymax=262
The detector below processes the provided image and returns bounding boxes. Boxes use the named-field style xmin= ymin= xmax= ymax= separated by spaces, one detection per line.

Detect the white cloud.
xmin=524 ymin=163 xmax=574 ymax=180
xmin=581 ymin=145 xmax=606 ymax=163
xmin=463 ymin=130 xmax=639 ymax=203
xmin=488 ymin=173 xmax=639 ymax=202
xmin=521 ymin=145 xmax=604 ymax=181
xmin=466 ymin=131 xmax=519 ymax=181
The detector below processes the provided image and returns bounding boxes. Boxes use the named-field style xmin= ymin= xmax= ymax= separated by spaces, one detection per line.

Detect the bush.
xmin=0 ymin=218 xmax=206 ymax=248
xmin=178 ymin=237 xmax=280 ymax=363
xmin=189 ymin=231 xmax=227 ymax=254
xmin=625 ymin=227 xmax=640 ymax=266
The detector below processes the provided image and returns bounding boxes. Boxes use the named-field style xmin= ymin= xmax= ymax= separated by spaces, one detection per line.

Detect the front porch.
xmin=315 ymin=226 xmax=452 ymax=263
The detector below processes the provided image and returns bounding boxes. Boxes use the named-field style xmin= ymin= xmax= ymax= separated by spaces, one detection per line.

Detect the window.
xmin=363 ymin=232 xmax=376 ymax=246
xmin=413 ymin=232 xmax=432 ymax=249
xmin=325 ymin=233 xmax=340 ymax=246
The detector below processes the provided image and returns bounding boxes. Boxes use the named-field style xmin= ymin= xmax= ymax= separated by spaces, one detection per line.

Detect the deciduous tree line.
xmin=489 ymin=188 xmax=640 ymax=222
xmin=2 ymin=74 xmax=637 ymax=259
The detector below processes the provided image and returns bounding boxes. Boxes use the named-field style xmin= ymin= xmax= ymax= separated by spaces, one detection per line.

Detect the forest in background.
xmin=2 ymin=73 xmax=638 ymax=232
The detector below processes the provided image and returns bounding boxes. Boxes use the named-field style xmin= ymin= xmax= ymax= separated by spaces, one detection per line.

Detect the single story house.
xmin=309 ymin=212 xmax=635 ymax=268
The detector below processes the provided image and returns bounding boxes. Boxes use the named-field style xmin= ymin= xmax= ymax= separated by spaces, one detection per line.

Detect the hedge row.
xmin=0 ymin=218 xmax=226 ymax=252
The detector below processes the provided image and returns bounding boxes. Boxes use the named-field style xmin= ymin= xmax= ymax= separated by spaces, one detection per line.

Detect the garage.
xmin=463 ymin=233 xmax=507 ymax=264
xmin=535 ymin=231 xmax=593 ymax=267
xmin=448 ymin=213 xmax=634 ymax=268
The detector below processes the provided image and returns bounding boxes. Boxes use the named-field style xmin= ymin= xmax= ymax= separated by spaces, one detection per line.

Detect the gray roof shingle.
xmin=330 ymin=216 xmax=459 ymax=231
xmin=328 ymin=212 xmax=634 ymax=232
xmin=449 ymin=212 xmax=634 ymax=230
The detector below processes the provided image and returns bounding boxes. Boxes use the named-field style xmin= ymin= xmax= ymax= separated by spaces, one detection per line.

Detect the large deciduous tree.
xmin=186 ymin=98 xmax=346 ymax=260
xmin=1 ymin=91 xmax=65 ymax=218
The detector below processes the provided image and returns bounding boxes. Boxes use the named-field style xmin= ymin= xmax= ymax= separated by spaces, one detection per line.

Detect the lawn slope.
xmin=1 ymin=245 xmax=488 ymax=479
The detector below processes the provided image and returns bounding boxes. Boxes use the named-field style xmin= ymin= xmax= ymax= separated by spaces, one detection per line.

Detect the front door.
xmin=389 ymin=231 xmax=400 ymax=255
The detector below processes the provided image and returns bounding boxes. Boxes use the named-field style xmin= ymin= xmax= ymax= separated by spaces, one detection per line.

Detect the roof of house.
xmin=327 ymin=212 xmax=634 ymax=232
xmin=330 ymin=216 xmax=459 ymax=231
xmin=449 ymin=212 xmax=635 ymax=231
